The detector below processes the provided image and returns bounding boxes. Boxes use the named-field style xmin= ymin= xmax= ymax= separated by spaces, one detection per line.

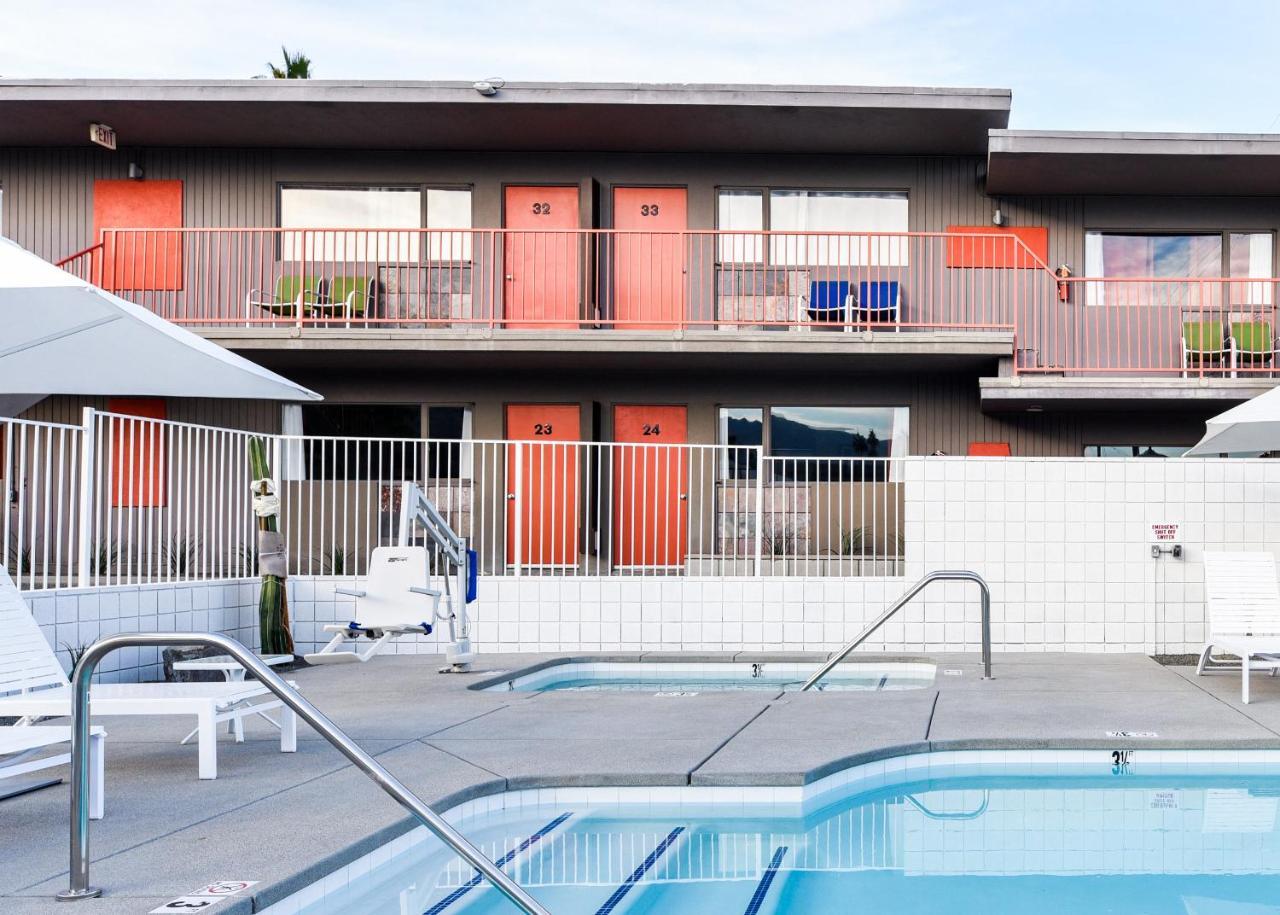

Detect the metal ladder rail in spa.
xmin=802 ymin=570 xmax=993 ymax=691
xmin=56 ymin=632 xmax=551 ymax=915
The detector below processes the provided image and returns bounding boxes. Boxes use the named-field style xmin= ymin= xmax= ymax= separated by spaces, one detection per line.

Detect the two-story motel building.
xmin=4 ymin=81 xmax=1280 ymax=573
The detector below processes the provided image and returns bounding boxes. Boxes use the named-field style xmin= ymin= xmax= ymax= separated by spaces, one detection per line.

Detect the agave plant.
xmin=6 ymin=542 xmax=32 ymax=577
xmin=839 ymin=526 xmax=866 ymax=557
xmin=266 ymin=46 xmax=312 ymax=79
xmin=61 ymin=641 xmax=91 ymax=671
xmin=760 ymin=523 xmax=799 ymax=557
xmin=89 ymin=538 xmax=119 ymax=578
xmin=161 ymin=535 xmax=200 ymax=577
xmin=321 ymin=545 xmax=348 ymax=576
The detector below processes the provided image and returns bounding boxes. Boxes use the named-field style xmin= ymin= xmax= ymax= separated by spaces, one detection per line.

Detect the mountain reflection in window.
xmin=770 ymin=407 xmax=896 ymax=482
xmin=721 ymin=407 xmax=763 ymax=480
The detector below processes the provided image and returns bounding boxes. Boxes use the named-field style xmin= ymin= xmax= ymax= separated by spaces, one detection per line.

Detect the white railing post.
xmin=753 ymin=446 xmax=765 ymax=577
xmin=512 ymin=445 xmax=523 ymax=578
xmin=76 ymin=407 xmax=96 ymax=589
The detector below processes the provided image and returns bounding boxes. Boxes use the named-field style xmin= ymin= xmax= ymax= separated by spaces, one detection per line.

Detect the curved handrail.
xmin=802 ymin=570 xmax=992 ymax=690
xmin=55 ymin=632 xmax=550 ymax=914
xmin=904 ymin=791 xmax=990 ymax=821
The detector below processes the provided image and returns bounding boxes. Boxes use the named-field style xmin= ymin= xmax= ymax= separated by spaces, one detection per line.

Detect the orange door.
xmin=93 ymin=180 xmax=184 ymax=291
xmin=503 ymin=186 xmax=581 ymax=328
xmin=613 ymin=405 xmax=688 ymax=568
xmin=612 ymin=188 xmax=687 ymax=329
xmin=506 ymin=404 xmax=581 ymax=569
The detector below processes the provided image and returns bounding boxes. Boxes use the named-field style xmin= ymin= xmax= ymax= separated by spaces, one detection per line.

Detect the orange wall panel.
xmin=945 ymin=225 xmax=1048 ymax=269
xmin=107 ymin=398 xmax=168 ymax=508
xmin=968 ymin=441 xmax=1012 ymax=457
xmin=93 ymin=180 xmax=184 ymax=291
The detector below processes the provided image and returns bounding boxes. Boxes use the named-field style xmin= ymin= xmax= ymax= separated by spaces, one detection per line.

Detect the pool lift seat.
xmin=305 ymin=483 xmax=477 ymax=671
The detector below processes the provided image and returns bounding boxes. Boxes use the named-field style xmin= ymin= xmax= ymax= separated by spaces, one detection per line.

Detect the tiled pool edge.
xmin=466 ymin=653 xmax=938 ymax=692
xmin=245 ymin=740 xmax=1280 ymax=915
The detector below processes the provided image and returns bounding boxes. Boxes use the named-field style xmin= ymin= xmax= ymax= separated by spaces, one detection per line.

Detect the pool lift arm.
xmin=398 ymin=482 xmax=476 ymax=672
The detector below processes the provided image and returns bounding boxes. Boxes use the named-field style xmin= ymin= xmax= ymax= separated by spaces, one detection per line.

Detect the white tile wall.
xmin=25 ymin=458 xmax=1277 ymax=666
xmin=24 ymin=579 xmax=260 ymax=683
xmin=286 ymin=458 xmax=1280 ymax=657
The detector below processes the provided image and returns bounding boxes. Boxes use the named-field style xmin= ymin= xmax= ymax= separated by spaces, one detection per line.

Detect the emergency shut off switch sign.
xmin=1149 ymin=522 xmax=1183 ymax=559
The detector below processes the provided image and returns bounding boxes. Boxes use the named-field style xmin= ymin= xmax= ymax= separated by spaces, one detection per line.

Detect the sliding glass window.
xmin=280 ymin=186 xmax=423 ymax=261
xmin=1084 ymin=231 xmax=1273 ymax=306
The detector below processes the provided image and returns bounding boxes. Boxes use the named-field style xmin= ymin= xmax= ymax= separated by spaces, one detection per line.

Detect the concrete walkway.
xmin=5 ymin=651 xmax=1280 ymax=913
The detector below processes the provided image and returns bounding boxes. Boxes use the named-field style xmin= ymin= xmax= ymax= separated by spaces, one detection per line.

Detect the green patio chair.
xmin=1230 ymin=318 xmax=1279 ymax=377
xmin=245 ymin=275 xmax=323 ymax=319
xmin=1181 ymin=319 xmax=1226 ymax=378
xmin=311 ymin=275 xmax=370 ymax=320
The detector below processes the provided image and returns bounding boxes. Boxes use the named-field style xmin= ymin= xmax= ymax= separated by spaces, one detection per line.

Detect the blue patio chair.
xmin=852 ymin=281 xmax=900 ymax=324
xmin=807 ymin=280 xmax=848 ymax=324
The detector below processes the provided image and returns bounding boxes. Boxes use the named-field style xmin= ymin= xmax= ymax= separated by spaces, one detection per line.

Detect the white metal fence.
xmin=3 ymin=410 xmax=907 ymax=589
xmin=2 ymin=417 xmax=84 ymax=591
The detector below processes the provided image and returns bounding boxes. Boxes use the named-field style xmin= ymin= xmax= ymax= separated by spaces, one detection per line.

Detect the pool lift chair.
xmin=305 ymin=483 xmax=478 ymax=672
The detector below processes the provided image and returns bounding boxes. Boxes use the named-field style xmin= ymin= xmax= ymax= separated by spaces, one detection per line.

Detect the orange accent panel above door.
xmin=503 ymin=186 xmax=581 ymax=328
xmin=93 ymin=180 xmax=184 ymax=291
xmin=612 ymin=187 xmax=687 ymax=330
xmin=945 ymin=226 xmax=1048 ymax=269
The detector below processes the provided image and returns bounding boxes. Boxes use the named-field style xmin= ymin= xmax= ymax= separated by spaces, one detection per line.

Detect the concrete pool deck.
xmin=5 ymin=650 xmax=1280 ymax=913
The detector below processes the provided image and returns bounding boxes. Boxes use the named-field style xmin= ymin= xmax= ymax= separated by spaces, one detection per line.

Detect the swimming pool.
xmin=270 ymin=750 xmax=1280 ymax=914
xmin=474 ymin=660 xmax=938 ymax=692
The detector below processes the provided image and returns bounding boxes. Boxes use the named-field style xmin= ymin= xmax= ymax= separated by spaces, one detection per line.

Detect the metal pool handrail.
xmin=802 ymin=570 xmax=993 ymax=690
xmin=55 ymin=632 xmax=550 ymax=915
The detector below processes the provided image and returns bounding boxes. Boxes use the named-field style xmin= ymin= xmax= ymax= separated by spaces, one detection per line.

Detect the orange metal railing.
xmin=65 ymin=227 xmax=1280 ymax=378
xmin=1016 ymin=276 xmax=1280 ymax=377
xmin=58 ymin=227 xmax=1051 ymax=334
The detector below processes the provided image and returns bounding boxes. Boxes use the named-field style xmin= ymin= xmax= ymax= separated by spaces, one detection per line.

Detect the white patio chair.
xmin=0 ymin=569 xmax=297 ymax=779
xmin=305 ymin=546 xmax=438 ymax=665
xmin=1 ymin=725 xmax=105 ymax=819
xmin=1198 ymin=551 xmax=1280 ymax=703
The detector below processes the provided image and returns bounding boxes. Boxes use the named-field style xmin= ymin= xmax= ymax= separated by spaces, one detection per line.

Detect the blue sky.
xmin=1 ymin=0 xmax=1277 ymax=132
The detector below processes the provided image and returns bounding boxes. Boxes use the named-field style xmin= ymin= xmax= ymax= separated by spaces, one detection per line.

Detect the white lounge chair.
xmin=1198 ymin=551 xmax=1280 ymax=703
xmin=0 ymin=569 xmax=297 ymax=779
xmin=1 ymin=725 xmax=105 ymax=819
xmin=306 ymin=546 xmax=438 ymax=665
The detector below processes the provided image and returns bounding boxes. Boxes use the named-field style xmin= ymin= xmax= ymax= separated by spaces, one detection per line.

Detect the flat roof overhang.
xmin=986 ymin=130 xmax=1280 ymax=195
xmin=0 ymin=79 xmax=1010 ymax=154
xmin=980 ymin=376 xmax=1280 ymax=412
xmin=197 ymin=328 xmax=1014 ymax=373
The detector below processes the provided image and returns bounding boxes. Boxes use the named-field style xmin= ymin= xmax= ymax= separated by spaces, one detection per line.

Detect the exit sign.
xmin=89 ymin=123 xmax=116 ymax=150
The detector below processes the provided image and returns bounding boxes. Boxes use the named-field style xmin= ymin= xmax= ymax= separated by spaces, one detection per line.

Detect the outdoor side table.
xmin=172 ymin=654 xmax=293 ymax=743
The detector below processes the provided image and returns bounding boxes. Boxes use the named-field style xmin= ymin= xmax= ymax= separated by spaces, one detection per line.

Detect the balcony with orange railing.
xmin=62 ymin=227 xmax=1280 ymax=380
xmin=1016 ymin=276 xmax=1280 ymax=378
xmin=56 ymin=227 xmax=1051 ymax=336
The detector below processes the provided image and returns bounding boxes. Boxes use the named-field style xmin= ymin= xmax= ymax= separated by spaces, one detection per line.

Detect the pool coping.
xmin=465 ymin=653 xmax=938 ymax=692
xmin=14 ymin=651 xmax=1280 ymax=914
xmin=248 ymin=740 xmax=1280 ymax=915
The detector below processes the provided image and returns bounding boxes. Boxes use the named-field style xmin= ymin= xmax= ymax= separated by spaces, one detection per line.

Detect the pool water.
xmin=289 ymin=757 xmax=1280 ymax=914
xmin=478 ymin=660 xmax=938 ymax=692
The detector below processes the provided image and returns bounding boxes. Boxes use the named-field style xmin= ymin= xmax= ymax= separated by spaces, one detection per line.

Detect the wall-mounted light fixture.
xmin=127 ymin=162 xmax=144 ymax=180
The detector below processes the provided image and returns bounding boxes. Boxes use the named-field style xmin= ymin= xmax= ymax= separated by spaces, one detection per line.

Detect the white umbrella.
xmin=0 ymin=237 xmax=320 ymax=402
xmin=1185 ymin=386 xmax=1280 ymax=456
